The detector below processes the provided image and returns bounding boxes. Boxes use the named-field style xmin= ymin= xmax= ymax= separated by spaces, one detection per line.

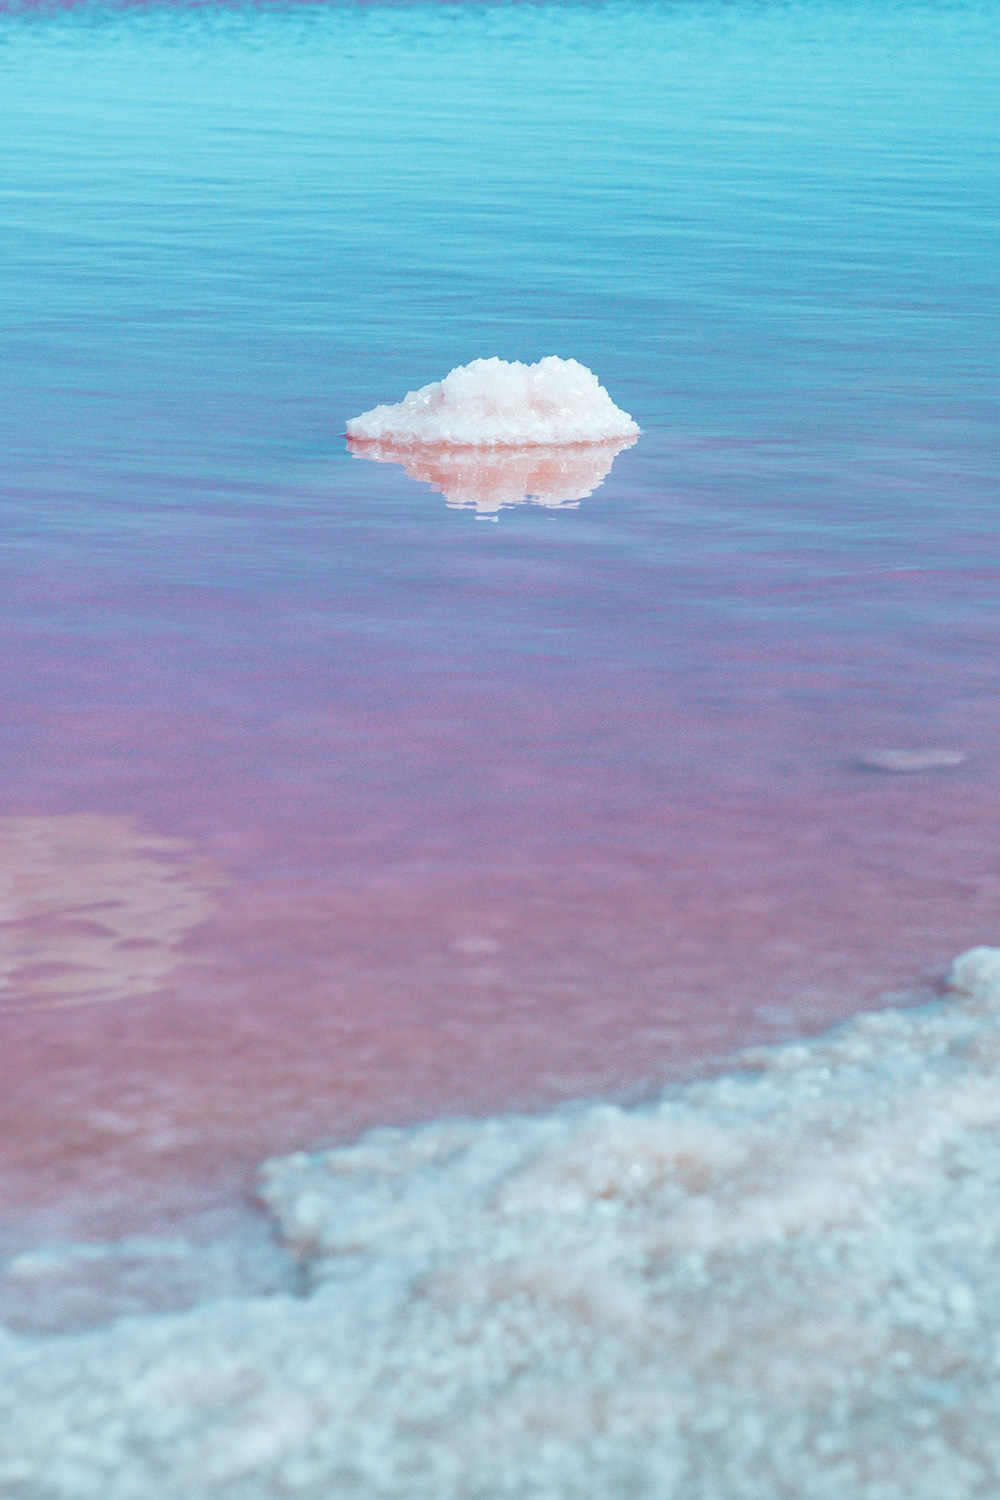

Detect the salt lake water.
xmin=1 ymin=2 xmax=1000 ymax=1483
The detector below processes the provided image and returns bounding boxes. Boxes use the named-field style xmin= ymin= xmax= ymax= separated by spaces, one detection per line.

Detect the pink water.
xmin=1 ymin=0 xmax=998 ymax=1268
xmin=4 ymin=436 xmax=999 ymax=1255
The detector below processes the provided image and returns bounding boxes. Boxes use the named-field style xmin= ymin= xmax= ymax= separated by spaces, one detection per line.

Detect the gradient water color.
xmin=1 ymin=0 xmax=998 ymax=1274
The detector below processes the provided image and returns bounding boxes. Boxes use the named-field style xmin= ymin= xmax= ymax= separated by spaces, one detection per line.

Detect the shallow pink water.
xmin=3 ymin=504 xmax=1000 ymax=1251
xmin=2 ymin=0 xmax=998 ymax=1269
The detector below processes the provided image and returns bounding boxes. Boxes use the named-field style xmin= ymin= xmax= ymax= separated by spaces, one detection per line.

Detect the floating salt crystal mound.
xmin=345 ymin=356 xmax=639 ymax=447
xmin=8 ymin=948 xmax=1000 ymax=1497
xmin=349 ymin=434 xmax=635 ymax=517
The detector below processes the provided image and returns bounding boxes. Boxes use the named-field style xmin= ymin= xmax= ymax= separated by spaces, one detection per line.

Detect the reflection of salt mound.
xmin=346 ymin=356 xmax=639 ymax=448
xmin=8 ymin=949 xmax=1000 ymax=1496
xmin=0 ymin=814 xmax=220 ymax=1011
xmin=347 ymin=435 xmax=636 ymax=518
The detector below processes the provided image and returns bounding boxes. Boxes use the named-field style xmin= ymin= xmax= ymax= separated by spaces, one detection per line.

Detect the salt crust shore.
xmin=345 ymin=356 xmax=640 ymax=447
xmin=4 ymin=949 xmax=1000 ymax=1498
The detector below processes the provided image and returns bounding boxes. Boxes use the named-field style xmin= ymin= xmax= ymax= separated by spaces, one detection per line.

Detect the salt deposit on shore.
xmin=345 ymin=356 xmax=639 ymax=447
xmin=4 ymin=947 xmax=1000 ymax=1497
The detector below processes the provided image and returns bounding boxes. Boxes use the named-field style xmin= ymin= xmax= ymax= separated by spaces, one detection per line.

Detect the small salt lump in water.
xmin=346 ymin=356 xmax=639 ymax=448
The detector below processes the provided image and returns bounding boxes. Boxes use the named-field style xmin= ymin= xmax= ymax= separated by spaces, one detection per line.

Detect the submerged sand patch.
xmin=3 ymin=948 xmax=1000 ymax=1495
xmin=0 ymin=814 xmax=220 ymax=1012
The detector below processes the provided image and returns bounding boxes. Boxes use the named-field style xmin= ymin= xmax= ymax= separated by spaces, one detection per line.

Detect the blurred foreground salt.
xmin=4 ymin=948 xmax=1000 ymax=1496
xmin=0 ymin=1234 xmax=291 ymax=1336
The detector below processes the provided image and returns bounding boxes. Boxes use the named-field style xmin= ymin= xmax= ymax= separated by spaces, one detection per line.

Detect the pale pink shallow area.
xmin=2 ymin=449 xmax=1000 ymax=1275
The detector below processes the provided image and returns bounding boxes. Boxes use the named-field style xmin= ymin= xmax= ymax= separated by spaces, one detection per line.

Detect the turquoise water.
xmin=0 ymin=0 xmax=998 ymax=1247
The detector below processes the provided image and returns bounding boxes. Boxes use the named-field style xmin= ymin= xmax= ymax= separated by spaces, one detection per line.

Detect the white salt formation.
xmin=350 ymin=435 xmax=636 ymax=518
xmin=346 ymin=356 xmax=639 ymax=447
xmin=6 ymin=948 xmax=1000 ymax=1497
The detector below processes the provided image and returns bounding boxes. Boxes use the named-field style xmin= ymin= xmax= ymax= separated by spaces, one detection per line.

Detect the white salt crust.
xmin=345 ymin=356 xmax=640 ymax=447
xmin=5 ymin=948 xmax=1000 ymax=1497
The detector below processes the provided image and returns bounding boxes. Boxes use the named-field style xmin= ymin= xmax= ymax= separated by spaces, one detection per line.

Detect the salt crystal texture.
xmin=6 ymin=948 xmax=1000 ymax=1496
xmin=345 ymin=356 xmax=640 ymax=448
